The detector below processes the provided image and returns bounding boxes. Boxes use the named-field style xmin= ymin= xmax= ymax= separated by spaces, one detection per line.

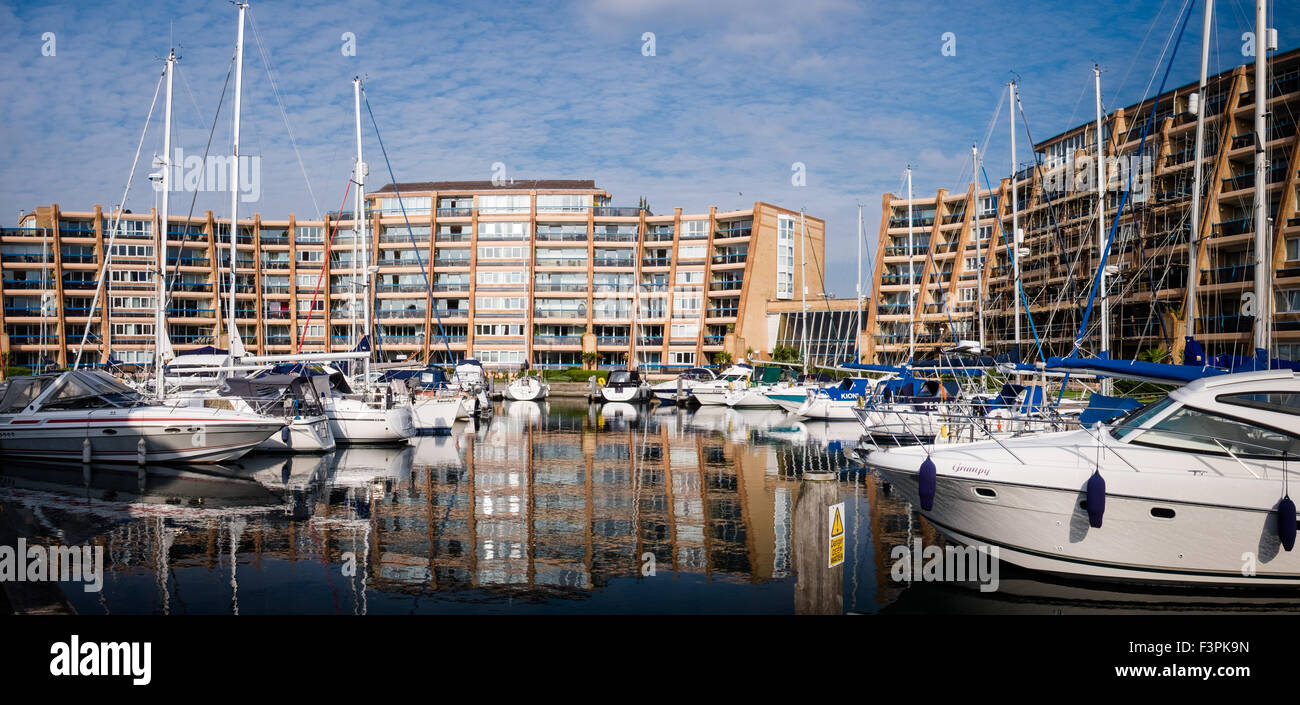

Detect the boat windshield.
xmin=1110 ymin=396 xmax=1176 ymax=439
xmin=608 ymin=370 xmax=632 ymax=384
xmin=1119 ymin=400 xmax=1300 ymax=458
xmin=40 ymin=370 xmax=140 ymax=410
xmin=0 ymin=376 xmax=55 ymax=413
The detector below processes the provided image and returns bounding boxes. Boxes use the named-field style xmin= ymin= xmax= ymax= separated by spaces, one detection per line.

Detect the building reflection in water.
xmin=0 ymin=399 xmax=933 ymax=614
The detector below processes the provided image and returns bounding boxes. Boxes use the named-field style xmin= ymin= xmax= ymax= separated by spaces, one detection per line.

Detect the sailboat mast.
xmin=855 ymin=203 xmax=863 ymax=363
xmin=800 ymin=209 xmax=809 ymax=375
xmin=1187 ymin=0 xmax=1213 ymax=341
xmin=1252 ymin=0 xmax=1272 ymax=356
xmin=228 ymin=3 xmax=246 ymax=351
xmin=972 ymin=144 xmax=985 ymax=351
xmin=906 ymin=168 xmax=915 ymax=362
xmin=353 ymin=77 xmax=371 ymax=383
xmin=1095 ymin=65 xmax=1111 ymax=394
xmin=155 ymin=49 xmax=175 ymax=401
xmin=1009 ymin=81 xmax=1022 ymax=359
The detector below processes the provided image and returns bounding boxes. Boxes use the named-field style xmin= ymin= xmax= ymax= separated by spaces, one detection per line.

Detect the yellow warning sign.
xmin=828 ymin=502 xmax=845 ymax=568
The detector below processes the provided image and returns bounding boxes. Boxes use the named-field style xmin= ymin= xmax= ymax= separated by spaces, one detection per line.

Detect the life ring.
xmin=598 ymin=377 xmax=606 ymax=386
xmin=940 ymin=424 xmax=949 ymax=439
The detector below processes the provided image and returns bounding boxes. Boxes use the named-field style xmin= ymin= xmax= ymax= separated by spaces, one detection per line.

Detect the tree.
xmin=713 ymin=351 xmax=733 ymax=366
xmin=771 ymin=345 xmax=801 ymax=363
xmin=581 ymin=351 xmax=601 ymax=370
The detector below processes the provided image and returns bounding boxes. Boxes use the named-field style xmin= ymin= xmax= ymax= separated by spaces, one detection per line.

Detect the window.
xmin=474 ymin=349 xmax=526 ymax=364
xmin=1123 ymin=401 xmax=1300 ymax=458
xmin=377 ymin=196 xmax=431 ymax=215
xmin=536 ymin=194 xmax=589 ymax=213
xmin=670 ymin=323 xmax=699 ymax=339
xmin=1288 ymin=237 xmax=1300 ymax=262
xmin=475 ymin=323 xmax=524 ymax=337
xmin=298 ymin=249 xmax=324 ymax=263
xmin=296 ymin=226 xmax=324 ymax=243
xmin=977 ymin=224 xmax=994 ymax=241
xmin=777 ymin=215 xmax=794 ymax=299
xmin=109 ymin=269 xmax=154 ymax=285
xmin=676 ymin=269 xmax=704 ymax=284
xmin=110 ymin=295 xmax=155 ymax=309
xmin=978 ymin=196 xmax=998 ymax=216
xmin=476 ymin=270 xmax=526 ymax=285
xmin=678 ymin=245 xmax=706 ymax=261
xmin=958 ymin=287 xmax=977 ymax=302
xmin=681 ymin=220 xmax=709 ymax=239
xmin=119 ymin=220 xmax=152 ymax=237
xmin=1277 ymin=289 xmax=1300 ymax=314
xmin=477 ymin=246 xmax=527 ymax=260
xmin=1217 ymin=392 xmax=1300 ymax=417
xmin=477 ymin=221 xmax=530 ymax=240
xmin=477 ymin=195 xmax=529 ymax=214
xmin=670 ymin=351 xmax=696 ymax=365
xmin=474 ymin=296 xmax=525 ymax=310
xmin=108 ymin=243 xmax=154 ymax=258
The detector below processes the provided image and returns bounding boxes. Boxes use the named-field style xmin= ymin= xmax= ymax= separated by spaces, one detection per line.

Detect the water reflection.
xmin=2 ymin=399 xmax=1296 ymax=614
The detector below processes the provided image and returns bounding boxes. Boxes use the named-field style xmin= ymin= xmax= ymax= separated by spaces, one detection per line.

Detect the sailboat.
xmin=318 ymin=77 xmax=416 ymax=444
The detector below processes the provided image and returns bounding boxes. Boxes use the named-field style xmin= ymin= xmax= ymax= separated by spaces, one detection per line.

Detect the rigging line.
xmin=169 ymin=55 xmax=235 ymax=294
xmin=980 ymin=165 xmax=1046 ymax=362
xmin=362 ymin=88 xmax=456 ymax=369
xmin=1013 ymin=88 xmax=1082 ymax=316
xmin=1115 ymin=0 xmax=1176 ymax=101
xmin=1074 ymin=0 xmax=1194 ymax=356
xmin=73 ymin=68 xmax=166 ymax=369
xmin=247 ymin=7 xmax=324 ymax=222
xmin=297 ymin=178 xmax=353 ymax=353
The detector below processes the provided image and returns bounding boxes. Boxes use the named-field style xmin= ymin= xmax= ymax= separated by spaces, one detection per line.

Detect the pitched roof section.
xmin=372 ymin=179 xmax=601 ymax=194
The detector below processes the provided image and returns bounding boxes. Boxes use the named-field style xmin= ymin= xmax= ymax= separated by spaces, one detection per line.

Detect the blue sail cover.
xmin=1046 ymin=355 xmax=1225 ymax=384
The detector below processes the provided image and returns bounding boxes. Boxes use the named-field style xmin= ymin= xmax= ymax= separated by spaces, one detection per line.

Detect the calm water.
xmin=4 ymin=399 xmax=1298 ymax=615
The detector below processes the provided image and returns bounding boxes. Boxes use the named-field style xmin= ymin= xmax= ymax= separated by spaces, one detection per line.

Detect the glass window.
xmin=1217 ymin=392 xmax=1300 ymax=417
xmin=1125 ymin=403 xmax=1300 ymax=458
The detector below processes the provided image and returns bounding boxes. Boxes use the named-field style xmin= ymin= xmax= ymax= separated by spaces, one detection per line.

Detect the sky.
xmin=1 ymin=0 xmax=1297 ymax=295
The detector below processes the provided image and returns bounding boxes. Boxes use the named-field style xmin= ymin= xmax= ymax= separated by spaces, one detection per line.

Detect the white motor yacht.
xmin=866 ymin=370 xmax=1300 ymax=586
xmin=0 ymin=370 xmax=284 ymax=464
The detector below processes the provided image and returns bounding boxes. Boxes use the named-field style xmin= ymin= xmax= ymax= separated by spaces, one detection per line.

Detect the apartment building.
xmin=2 ymin=180 xmax=825 ymax=371
xmin=866 ymin=48 xmax=1300 ymax=365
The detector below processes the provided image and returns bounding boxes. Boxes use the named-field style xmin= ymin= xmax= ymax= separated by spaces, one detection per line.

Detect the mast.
xmin=906 ymin=168 xmax=915 ymax=363
xmin=353 ymin=76 xmax=371 ymax=383
xmin=855 ymin=203 xmax=863 ymax=363
xmin=1009 ymin=81 xmax=1022 ymax=360
xmin=1252 ymin=0 xmax=1272 ymax=357
xmin=1094 ymin=65 xmax=1111 ymax=394
xmin=1187 ymin=0 xmax=1213 ymax=343
xmin=800 ymin=209 xmax=809 ymax=374
xmin=228 ymin=2 xmax=247 ymax=356
xmin=155 ymin=48 xmax=176 ymax=400
xmin=972 ymin=144 xmax=985 ymax=351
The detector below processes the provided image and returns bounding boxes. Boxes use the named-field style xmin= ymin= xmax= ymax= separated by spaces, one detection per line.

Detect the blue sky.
xmin=1 ymin=0 xmax=1296 ymax=294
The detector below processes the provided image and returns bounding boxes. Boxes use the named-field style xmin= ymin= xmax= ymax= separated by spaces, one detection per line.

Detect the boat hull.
xmin=255 ymin=415 xmax=337 ymax=452
xmin=871 ymin=454 xmax=1300 ymax=586
xmin=411 ymin=396 xmax=460 ymax=434
xmin=0 ymin=409 xmax=283 ymax=464
xmin=326 ymin=398 xmax=414 ymax=444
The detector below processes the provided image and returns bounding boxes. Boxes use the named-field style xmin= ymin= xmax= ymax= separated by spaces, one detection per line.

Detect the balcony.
xmin=708 ymin=280 xmax=743 ymax=292
xmin=705 ymin=308 xmax=738 ymax=319
xmin=596 ymin=336 xmax=629 ymax=346
xmin=711 ymin=253 xmax=746 ymax=265
xmin=1 ymin=253 xmax=54 ymax=263
xmin=536 ymin=231 xmax=589 ymax=242
xmin=376 ymin=309 xmax=428 ymax=319
xmin=167 ymin=307 xmax=215 ymax=319
xmin=1197 ymin=313 xmax=1254 ymax=334
xmin=1201 ymin=264 xmax=1254 ymax=284
xmin=436 ymin=207 xmax=474 ymax=217
xmin=534 ymin=258 xmax=587 ymax=268
xmin=533 ymin=335 xmax=583 ymax=346
xmin=592 ymin=206 xmax=644 ymax=217
xmin=593 ymin=257 xmax=635 ymax=268
xmin=641 ymin=257 xmax=671 ymax=268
